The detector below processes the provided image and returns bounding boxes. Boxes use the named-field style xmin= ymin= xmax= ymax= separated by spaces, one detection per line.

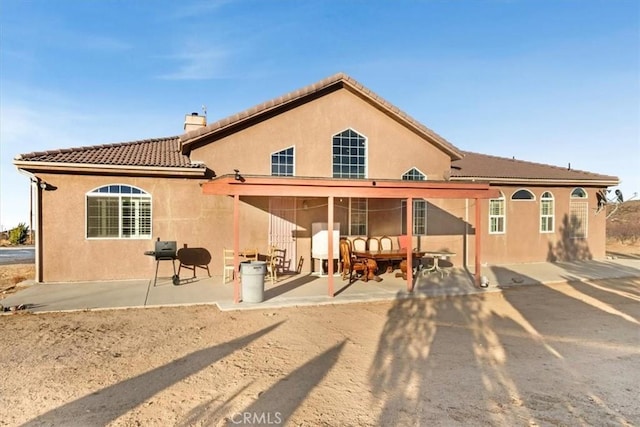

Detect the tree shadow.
xmin=547 ymin=214 xmax=592 ymax=262
xmin=494 ymin=269 xmax=640 ymax=425
xmin=22 ymin=322 xmax=284 ymax=427
xmin=369 ymin=264 xmax=639 ymax=425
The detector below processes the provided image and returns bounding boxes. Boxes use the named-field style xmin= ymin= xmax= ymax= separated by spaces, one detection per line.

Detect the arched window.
xmin=401 ymin=168 xmax=427 ymax=235
xmin=489 ymin=192 xmax=506 ymax=234
xmin=271 ymin=146 xmax=294 ymax=176
xmin=332 ymin=128 xmax=366 ymax=179
xmin=540 ymin=191 xmax=554 ymax=233
xmin=571 ymin=187 xmax=587 ymax=198
xmin=511 ymin=189 xmax=535 ymax=200
xmin=86 ymin=185 xmax=151 ymax=239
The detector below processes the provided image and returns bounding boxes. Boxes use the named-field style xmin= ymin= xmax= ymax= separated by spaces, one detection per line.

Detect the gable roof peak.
xmin=179 ymin=72 xmax=463 ymax=160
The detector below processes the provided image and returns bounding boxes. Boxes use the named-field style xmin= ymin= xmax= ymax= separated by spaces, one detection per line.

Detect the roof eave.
xmin=13 ymin=160 xmax=207 ymax=177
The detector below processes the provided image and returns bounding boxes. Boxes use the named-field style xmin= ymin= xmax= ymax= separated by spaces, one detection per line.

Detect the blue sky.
xmin=1 ymin=0 xmax=638 ymax=230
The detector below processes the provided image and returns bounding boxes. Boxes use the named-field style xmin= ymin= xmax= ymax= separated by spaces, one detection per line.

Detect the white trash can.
xmin=241 ymin=261 xmax=267 ymax=303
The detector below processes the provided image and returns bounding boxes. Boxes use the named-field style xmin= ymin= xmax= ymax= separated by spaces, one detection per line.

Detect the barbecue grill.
xmin=144 ymin=239 xmax=180 ymax=286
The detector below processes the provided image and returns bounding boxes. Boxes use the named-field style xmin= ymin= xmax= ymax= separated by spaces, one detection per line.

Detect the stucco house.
xmin=14 ymin=73 xmax=618 ymax=296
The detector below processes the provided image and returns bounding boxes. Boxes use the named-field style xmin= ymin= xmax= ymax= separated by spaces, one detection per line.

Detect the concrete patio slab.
xmin=1 ymin=259 xmax=639 ymax=314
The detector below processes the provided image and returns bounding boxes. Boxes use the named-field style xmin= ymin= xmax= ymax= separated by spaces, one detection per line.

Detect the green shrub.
xmin=8 ymin=223 xmax=29 ymax=245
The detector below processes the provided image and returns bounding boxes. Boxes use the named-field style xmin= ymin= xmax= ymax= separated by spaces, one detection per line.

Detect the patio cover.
xmin=202 ymin=175 xmax=500 ymax=303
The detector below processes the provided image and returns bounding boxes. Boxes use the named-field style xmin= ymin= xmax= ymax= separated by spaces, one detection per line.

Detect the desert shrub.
xmin=607 ymin=219 xmax=640 ymax=244
xmin=607 ymin=200 xmax=640 ymax=244
xmin=8 ymin=223 xmax=29 ymax=245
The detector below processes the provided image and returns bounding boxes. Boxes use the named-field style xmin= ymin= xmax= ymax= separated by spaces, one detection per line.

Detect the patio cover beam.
xmin=204 ymin=176 xmax=499 ymax=302
xmin=202 ymin=175 xmax=500 ymax=199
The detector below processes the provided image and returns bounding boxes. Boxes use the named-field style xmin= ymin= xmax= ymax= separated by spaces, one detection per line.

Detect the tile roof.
xmin=15 ymin=136 xmax=204 ymax=169
xmin=179 ymin=72 xmax=463 ymax=159
xmin=451 ymin=151 xmax=618 ymax=184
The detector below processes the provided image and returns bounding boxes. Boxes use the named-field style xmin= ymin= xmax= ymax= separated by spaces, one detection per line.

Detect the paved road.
xmin=0 ymin=246 xmax=35 ymax=265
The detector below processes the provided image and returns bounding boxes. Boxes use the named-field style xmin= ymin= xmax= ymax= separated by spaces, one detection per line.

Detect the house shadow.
xmin=263 ymin=274 xmax=318 ymax=300
xmin=22 ymin=322 xmax=284 ymax=427
xmin=425 ymin=201 xmax=473 ymax=237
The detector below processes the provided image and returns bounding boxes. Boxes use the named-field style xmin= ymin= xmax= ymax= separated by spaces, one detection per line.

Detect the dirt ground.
xmin=0 ymin=275 xmax=638 ymax=426
xmin=1 ymin=243 xmax=639 ymax=426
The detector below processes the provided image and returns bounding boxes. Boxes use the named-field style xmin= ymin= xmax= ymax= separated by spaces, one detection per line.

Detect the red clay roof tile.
xmin=452 ymin=151 xmax=618 ymax=183
xmin=15 ymin=136 xmax=203 ymax=169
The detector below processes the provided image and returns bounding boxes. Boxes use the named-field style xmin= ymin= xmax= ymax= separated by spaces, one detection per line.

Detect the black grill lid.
xmin=154 ymin=240 xmax=177 ymax=260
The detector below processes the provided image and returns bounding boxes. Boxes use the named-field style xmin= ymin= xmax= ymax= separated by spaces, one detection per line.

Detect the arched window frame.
xmin=511 ymin=188 xmax=536 ymax=201
xmin=332 ymin=128 xmax=367 ymax=179
xmin=570 ymin=187 xmax=588 ymax=198
xmin=540 ymin=191 xmax=554 ymax=233
xmin=489 ymin=191 xmax=506 ymax=234
xmin=86 ymin=184 xmax=152 ymax=239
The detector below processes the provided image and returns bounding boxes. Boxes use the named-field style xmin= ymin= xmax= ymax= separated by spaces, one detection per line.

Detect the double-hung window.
xmin=86 ymin=185 xmax=151 ymax=239
xmin=349 ymin=198 xmax=368 ymax=235
xmin=401 ymin=168 xmax=427 ymax=235
xmin=540 ymin=191 xmax=554 ymax=233
xmin=489 ymin=193 xmax=506 ymax=234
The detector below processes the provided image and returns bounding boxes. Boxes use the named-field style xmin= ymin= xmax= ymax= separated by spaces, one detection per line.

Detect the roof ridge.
xmin=179 ymin=72 xmax=462 ymax=158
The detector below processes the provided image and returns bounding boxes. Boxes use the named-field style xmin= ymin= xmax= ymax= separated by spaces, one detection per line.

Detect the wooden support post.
xmin=328 ymin=196 xmax=334 ymax=297
xmin=475 ymin=197 xmax=482 ymax=287
xmin=406 ymin=197 xmax=413 ymax=292
xmin=233 ymin=194 xmax=241 ymax=303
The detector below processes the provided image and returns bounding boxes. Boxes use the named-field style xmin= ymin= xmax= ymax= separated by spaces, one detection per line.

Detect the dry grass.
xmin=0 ymin=264 xmax=35 ymax=298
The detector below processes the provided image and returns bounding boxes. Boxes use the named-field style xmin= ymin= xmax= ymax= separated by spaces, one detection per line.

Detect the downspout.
xmin=16 ymin=168 xmax=42 ymax=283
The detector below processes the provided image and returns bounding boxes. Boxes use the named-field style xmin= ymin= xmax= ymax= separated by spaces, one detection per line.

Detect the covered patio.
xmin=202 ymin=175 xmax=500 ymax=303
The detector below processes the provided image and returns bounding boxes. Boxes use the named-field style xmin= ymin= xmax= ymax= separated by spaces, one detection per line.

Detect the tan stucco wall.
xmin=35 ymin=173 xmax=275 ymax=282
xmin=470 ymin=186 xmax=607 ymax=265
xmin=32 ymin=88 xmax=608 ymax=282
xmin=192 ymin=89 xmax=452 ymax=180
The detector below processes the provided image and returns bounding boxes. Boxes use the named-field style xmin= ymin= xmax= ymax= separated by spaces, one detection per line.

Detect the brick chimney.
xmin=184 ymin=112 xmax=206 ymax=133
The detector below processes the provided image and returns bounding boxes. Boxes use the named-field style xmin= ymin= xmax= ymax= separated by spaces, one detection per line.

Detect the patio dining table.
xmin=353 ymin=249 xmax=426 ymax=279
xmin=421 ymin=250 xmax=456 ymax=277
xmin=353 ymin=249 xmax=456 ymax=279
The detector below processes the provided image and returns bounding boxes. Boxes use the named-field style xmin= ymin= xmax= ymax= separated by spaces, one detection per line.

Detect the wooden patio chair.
xmin=367 ymin=237 xmax=380 ymax=252
xmin=242 ymin=248 xmax=258 ymax=261
xmin=222 ymin=248 xmax=235 ymax=285
xmin=379 ymin=236 xmax=393 ymax=250
xmin=352 ymin=237 xmax=367 ymax=252
xmin=339 ymin=239 xmax=368 ymax=283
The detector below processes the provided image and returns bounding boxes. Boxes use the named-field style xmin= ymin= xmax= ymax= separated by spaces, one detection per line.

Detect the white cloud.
xmin=157 ymin=44 xmax=230 ymax=80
